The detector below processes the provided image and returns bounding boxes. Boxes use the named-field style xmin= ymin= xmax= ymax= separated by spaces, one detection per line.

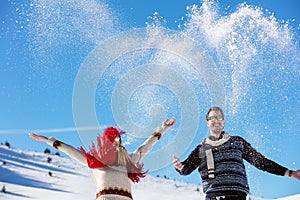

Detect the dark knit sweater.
xmin=178 ymin=136 xmax=287 ymax=196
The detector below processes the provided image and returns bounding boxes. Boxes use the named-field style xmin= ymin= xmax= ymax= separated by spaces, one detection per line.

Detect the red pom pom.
xmin=103 ymin=127 xmax=125 ymax=143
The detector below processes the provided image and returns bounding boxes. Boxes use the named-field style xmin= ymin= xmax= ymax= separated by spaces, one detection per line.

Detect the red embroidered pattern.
xmin=53 ymin=141 xmax=62 ymax=149
xmin=96 ymin=188 xmax=132 ymax=199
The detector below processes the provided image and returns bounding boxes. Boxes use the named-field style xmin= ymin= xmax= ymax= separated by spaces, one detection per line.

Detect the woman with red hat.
xmin=29 ymin=118 xmax=175 ymax=200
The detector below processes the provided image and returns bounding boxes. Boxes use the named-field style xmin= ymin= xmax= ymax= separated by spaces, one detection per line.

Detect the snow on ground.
xmin=0 ymin=145 xmax=299 ymax=200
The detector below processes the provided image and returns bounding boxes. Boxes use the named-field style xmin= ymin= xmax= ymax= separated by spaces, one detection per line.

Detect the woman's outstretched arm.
xmin=130 ymin=118 xmax=176 ymax=163
xmin=29 ymin=133 xmax=87 ymax=166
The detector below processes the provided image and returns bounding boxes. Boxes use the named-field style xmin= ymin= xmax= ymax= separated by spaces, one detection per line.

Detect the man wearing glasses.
xmin=173 ymin=107 xmax=300 ymax=200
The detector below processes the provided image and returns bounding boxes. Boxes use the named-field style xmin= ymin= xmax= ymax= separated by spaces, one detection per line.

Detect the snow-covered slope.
xmin=0 ymin=145 xmax=299 ymax=200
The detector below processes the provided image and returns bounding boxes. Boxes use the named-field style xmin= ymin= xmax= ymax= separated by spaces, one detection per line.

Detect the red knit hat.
xmin=103 ymin=127 xmax=125 ymax=143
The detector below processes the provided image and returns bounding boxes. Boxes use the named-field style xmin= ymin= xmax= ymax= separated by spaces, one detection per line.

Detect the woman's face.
xmin=113 ymin=136 xmax=121 ymax=147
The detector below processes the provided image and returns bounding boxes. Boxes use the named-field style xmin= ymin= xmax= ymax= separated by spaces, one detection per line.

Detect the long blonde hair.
xmin=115 ymin=145 xmax=128 ymax=166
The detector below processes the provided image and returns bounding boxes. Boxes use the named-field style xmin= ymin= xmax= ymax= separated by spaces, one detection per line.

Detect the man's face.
xmin=206 ymin=110 xmax=226 ymax=135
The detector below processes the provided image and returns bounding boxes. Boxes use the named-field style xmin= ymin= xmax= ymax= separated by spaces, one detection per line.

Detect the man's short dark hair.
xmin=206 ymin=107 xmax=224 ymax=121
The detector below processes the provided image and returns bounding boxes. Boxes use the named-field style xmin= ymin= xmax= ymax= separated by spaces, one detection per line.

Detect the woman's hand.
xmin=162 ymin=118 xmax=176 ymax=130
xmin=29 ymin=133 xmax=48 ymax=143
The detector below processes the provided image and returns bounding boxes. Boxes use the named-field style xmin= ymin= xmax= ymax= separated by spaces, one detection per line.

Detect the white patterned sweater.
xmin=47 ymin=127 xmax=165 ymax=200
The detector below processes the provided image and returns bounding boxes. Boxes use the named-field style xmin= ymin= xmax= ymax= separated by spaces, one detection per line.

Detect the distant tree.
xmin=44 ymin=148 xmax=51 ymax=154
xmin=48 ymin=171 xmax=52 ymax=177
xmin=4 ymin=141 xmax=10 ymax=148
xmin=1 ymin=185 xmax=6 ymax=193
xmin=2 ymin=161 xmax=7 ymax=165
xmin=47 ymin=157 xmax=52 ymax=163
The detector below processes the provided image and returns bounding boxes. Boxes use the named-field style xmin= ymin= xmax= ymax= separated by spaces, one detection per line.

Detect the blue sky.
xmin=0 ymin=0 xmax=299 ymax=198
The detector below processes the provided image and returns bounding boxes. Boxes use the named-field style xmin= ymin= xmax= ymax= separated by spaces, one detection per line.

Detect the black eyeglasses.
xmin=207 ymin=116 xmax=224 ymax=121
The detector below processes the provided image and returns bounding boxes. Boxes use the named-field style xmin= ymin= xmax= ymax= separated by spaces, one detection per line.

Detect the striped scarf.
xmin=202 ymin=131 xmax=230 ymax=178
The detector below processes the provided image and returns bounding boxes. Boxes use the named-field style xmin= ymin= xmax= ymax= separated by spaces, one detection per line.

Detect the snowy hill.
xmin=0 ymin=145 xmax=299 ymax=200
